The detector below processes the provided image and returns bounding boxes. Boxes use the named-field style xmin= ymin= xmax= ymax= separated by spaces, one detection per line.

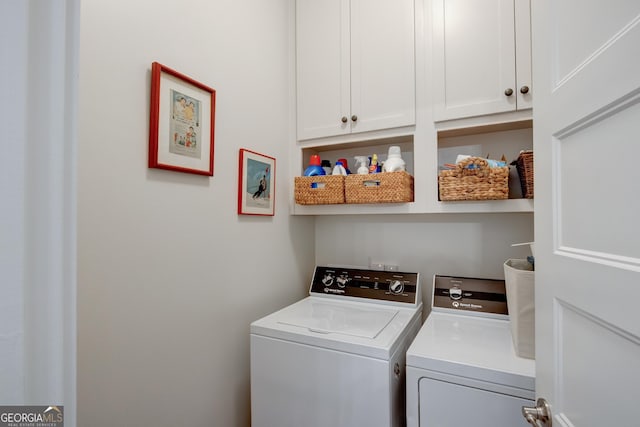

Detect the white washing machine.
xmin=251 ymin=266 xmax=423 ymax=427
xmin=406 ymin=275 xmax=535 ymax=427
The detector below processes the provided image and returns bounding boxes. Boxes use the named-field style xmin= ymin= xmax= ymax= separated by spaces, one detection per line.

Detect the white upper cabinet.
xmin=432 ymin=0 xmax=531 ymax=122
xmin=296 ymin=0 xmax=416 ymax=141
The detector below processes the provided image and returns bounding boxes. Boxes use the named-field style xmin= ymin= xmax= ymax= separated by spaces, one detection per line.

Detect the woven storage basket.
xmin=294 ymin=175 xmax=345 ymax=205
xmin=515 ymin=151 xmax=534 ymax=198
xmin=439 ymin=157 xmax=509 ymax=201
xmin=345 ymin=171 xmax=414 ymax=204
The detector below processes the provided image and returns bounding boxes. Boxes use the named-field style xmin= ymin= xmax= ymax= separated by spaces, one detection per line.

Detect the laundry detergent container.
xmin=503 ymin=259 xmax=535 ymax=359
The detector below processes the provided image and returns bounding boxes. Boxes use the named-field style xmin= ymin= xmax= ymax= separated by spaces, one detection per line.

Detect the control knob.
xmin=322 ymin=274 xmax=334 ymax=286
xmin=336 ymin=275 xmax=349 ymax=288
xmin=449 ymin=285 xmax=463 ymax=300
xmin=389 ymin=280 xmax=404 ymax=295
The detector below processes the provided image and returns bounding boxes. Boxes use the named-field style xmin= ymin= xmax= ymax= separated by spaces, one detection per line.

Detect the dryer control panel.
xmin=432 ymin=275 xmax=508 ymax=317
xmin=310 ymin=266 xmax=420 ymax=305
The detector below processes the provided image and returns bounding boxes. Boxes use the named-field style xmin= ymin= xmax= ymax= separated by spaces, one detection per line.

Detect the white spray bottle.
xmin=354 ymin=156 xmax=369 ymax=174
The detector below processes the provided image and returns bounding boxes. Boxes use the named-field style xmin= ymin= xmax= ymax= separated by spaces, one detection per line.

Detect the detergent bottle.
xmin=321 ymin=160 xmax=332 ymax=175
xmin=382 ymin=146 xmax=406 ymax=172
xmin=303 ymin=154 xmax=326 ymax=176
xmin=331 ymin=161 xmax=347 ymax=176
xmin=337 ymin=158 xmax=351 ymax=174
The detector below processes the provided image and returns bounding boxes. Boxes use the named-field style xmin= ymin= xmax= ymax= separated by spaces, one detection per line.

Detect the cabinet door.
xmin=514 ymin=0 xmax=532 ymax=110
xmin=296 ymin=0 xmax=351 ymax=140
xmin=433 ymin=0 xmax=517 ymax=121
xmin=350 ymin=0 xmax=416 ymax=134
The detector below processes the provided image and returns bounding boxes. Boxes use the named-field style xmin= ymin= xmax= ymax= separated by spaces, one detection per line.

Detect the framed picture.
xmin=149 ymin=62 xmax=216 ymax=175
xmin=238 ymin=149 xmax=276 ymax=216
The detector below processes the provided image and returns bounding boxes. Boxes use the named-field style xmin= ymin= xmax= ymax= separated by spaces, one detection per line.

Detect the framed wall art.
xmin=238 ymin=149 xmax=276 ymax=216
xmin=149 ymin=62 xmax=216 ymax=175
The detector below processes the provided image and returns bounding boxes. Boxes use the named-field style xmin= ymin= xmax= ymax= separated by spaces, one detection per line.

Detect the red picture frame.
xmin=238 ymin=149 xmax=276 ymax=216
xmin=149 ymin=62 xmax=216 ymax=175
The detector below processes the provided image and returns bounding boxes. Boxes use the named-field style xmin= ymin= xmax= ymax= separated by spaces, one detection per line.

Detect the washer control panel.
xmin=310 ymin=266 xmax=419 ymax=305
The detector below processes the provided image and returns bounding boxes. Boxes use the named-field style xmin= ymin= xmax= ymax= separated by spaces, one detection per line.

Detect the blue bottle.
xmin=303 ymin=154 xmax=326 ymax=176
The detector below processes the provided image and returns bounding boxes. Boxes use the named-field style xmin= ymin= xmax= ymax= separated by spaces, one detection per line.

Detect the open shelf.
xmin=437 ymin=119 xmax=533 ymax=139
xmin=299 ymin=134 xmax=415 ymax=176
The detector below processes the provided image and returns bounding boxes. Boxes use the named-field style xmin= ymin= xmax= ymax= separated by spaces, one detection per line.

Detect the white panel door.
xmin=532 ymin=0 xmax=640 ymax=425
xmin=296 ymin=0 xmax=415 ymax=140
xmin=296 ymin=0 xmax=351 ymax=140
xmin=514 ymin=0 xmax=532 ymax=110
xmin=350 ymin=0 xmax=416 ymax=134
xmin=433 ymin=0 xmax=516 ymax=121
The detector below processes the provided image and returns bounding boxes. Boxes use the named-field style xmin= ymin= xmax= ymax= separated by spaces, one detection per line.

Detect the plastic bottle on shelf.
xmin=321 ymin=160 xmax=332 ymax=175
xmin=369 ymin=154 xmax=379 ymax=173
xmin=354 ymin=156 xmax=369 ymax=175
xmin=303 ymin=154 xmax=326 ymax=176
xmin=382 ymin=146 xmax=406 ymax=172
xmin=332 ymin=161 xmax=348 ymax=176
xmin=337 ymin=158 xmax=351 ymax=174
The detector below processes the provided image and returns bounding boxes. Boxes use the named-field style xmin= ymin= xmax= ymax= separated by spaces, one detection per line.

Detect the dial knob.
xmin=336 ymin=275 xmax=349 ymax=288
xmin=389 ymin=280 xmax=404 ymax=295
xmin=449 ymin=285 xmax=463 ymax=300
xmin=322 ymin=274 xmax=334 ymax=286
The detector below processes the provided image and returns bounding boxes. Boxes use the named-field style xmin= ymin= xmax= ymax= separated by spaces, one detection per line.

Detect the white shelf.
xmin=292 ymin=202 xmax=419 ymax=216
xmin=433 ymin=198 xmax=534 ymax=214
xmin=291 ymin=198 xmax=533 ymax=215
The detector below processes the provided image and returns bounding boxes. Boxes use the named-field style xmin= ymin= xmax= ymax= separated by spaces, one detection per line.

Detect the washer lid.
xmin=277 ymin=299 xmax=398 ymax=339
xmin=251 ymin=297 xmax=421 ymax=359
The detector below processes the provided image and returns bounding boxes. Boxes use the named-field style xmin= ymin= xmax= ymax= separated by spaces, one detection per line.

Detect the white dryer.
xmin=251 ymin=266 xmax=422 ymax=427
xmin=406 ymin=275 xmax=535 ymax=427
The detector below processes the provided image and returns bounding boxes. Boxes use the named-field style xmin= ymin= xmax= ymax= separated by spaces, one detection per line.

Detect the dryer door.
xmin=418 ymin=377 xmax=533 ymax=427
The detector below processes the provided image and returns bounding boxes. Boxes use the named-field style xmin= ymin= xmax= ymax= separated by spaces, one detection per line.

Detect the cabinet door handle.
xmin=351 ymin=115 xmax=358 ymax=122
xmin=505 ymin=88 xmax=514 ymax=96
xmin=341 ymin=116 xmax=348 ymax=123
xmin=520 ymin=85 xmax=530 ymax=94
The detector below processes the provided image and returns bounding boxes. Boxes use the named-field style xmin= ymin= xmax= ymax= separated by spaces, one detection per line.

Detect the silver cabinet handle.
xmin=341 ymin=116 xmax=348 ymax=123
xmin=505 ymin=88 xmax=514 ymax=96
xmin=520 ymin=85 xmax=530 ymax=94
xmin=351 ymin=115 xmax=358 ymax=122
xmin=522 ymin=398 xmax=552 ymax=427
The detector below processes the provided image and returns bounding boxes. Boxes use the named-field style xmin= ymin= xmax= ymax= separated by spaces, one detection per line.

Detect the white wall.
xmin=77 ymin=1 xmax=314 ymax=426
xmin=315 ymin=214 xmax=534 ymax=312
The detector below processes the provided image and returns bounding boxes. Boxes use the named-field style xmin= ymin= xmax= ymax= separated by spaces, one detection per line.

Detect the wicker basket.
xmin=514 ymin=151 xmax=534 ymax=198
xmin=345 ymin=171 xmax=414 ymax=204
xmin=439 ymin=157 xmax=509 ymax=201
xmin=294 ymin=175 xmax=345 ymax=205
